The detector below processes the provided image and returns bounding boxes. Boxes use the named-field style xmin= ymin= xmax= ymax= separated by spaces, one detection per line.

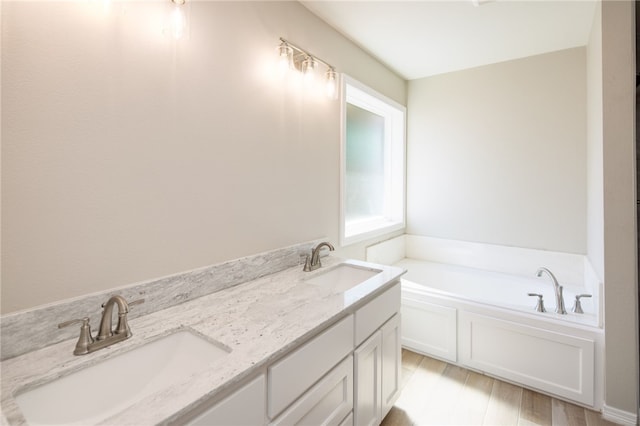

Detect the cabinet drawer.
xmin=185 ymin=375 xmax=265 ymax=426
xmin=268 ymin=314 xmax=354 ymax=418
xmin=271 ymin=356 xmax=353 ymax=426
xmin=355 ymin=282 xmax=400 ymax=346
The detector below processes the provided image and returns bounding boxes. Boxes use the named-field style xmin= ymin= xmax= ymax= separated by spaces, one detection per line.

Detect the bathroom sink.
xmin=15 ymin=330 xmax=230 ymax=425
xmin=305 ymin=263 xmax=382 ymax=292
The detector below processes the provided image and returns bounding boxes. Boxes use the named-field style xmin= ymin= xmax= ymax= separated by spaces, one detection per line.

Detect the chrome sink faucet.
xmin=536 ymin=267 xmax=567 ymax=314
xmin=59 ymin=295 xmax=144 ymax=355
xmin=304 ymin=242 xmax=335 ymax=272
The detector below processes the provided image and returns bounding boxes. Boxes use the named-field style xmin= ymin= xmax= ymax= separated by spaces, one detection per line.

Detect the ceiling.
xmin=301 ymin=0 xmax=598 ymax=80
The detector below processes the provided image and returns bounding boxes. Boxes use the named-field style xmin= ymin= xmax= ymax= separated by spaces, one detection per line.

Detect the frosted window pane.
xmin=345 ymin=103 xmax=385 ymax=223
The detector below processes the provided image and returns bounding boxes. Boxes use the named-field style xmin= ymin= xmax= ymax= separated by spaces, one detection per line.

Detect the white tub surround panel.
xmin=365 ymin=235 xmax=407 ymax=266
xmin=0 ymin=256 xmax=405 ymax=425
xmin=401 ymin=298 xmax=457 ymax=363
xmin=405 ymin=235 xmax=588 ymax=287
xmin=368 ymin=235 xmax=601 ymax=298
xmin=0 ymin=240 xmax=323 ymax=361
xmin=459 ymin=312 xmax=595 ymax=406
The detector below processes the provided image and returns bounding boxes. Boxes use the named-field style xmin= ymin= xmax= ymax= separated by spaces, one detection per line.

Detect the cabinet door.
xmin=186 ymin=375 xmax=266 ymax=426
xmin=380 ymin=314 xmax=401 ymax=418
xmin=354 ymin=331 xmax=382 ymax=426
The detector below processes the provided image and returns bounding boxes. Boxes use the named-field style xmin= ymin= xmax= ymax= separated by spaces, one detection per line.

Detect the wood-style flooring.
xmin=380 ymin=349 xmax=620 ymax=426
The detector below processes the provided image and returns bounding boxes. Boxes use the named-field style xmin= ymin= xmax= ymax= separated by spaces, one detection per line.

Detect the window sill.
xmin=341 ymin=218 xmax=405 ymax=247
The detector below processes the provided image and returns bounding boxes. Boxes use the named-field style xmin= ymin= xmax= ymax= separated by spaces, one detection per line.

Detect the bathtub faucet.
xmin=536 ymin=267 xmax=567 ymax=314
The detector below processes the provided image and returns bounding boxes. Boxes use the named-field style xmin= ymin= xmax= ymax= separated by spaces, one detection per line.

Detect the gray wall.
xmin=587 ymin=0 xmax=605 ymax=280
xmin=1 ymin=1 xmax=406 ymax=313
xmin=406 ymin=47 xmax=587 ymax=254
xmin=599 ymin=0 xmax=639 ymax=417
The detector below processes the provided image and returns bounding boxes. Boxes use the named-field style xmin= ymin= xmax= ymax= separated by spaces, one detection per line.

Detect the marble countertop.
xmin=1 ymin=257 xmax=405 ymax=425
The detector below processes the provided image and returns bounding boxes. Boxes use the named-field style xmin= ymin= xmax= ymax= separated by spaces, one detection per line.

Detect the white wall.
xmin=406 ymin=48 xmax=587 ymax=254
xmin=0 ymin=1 xmax=406 ymax=313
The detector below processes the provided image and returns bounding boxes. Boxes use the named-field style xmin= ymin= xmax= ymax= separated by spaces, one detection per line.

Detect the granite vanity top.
xmin=0 ymin=257 xmax=405 ymax=425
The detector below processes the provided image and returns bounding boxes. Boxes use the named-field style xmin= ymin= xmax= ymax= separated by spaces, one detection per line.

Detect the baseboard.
xmin=602 ymin=404 xmax=638 ymax=426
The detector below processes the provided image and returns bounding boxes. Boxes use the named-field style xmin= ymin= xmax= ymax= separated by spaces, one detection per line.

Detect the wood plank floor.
xmin=381 ymin=349 xmax=620 ymax=426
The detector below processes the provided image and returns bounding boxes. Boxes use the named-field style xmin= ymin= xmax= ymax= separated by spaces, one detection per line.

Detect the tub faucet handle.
xmin=527 ymin=293 xmax=546 ymax=313
xmin=572 ymin=294 xmax=592 ymax=314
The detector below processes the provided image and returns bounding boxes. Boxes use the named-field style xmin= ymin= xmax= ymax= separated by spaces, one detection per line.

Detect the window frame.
xmin=340 ymin=75 xmax=406 ymax=247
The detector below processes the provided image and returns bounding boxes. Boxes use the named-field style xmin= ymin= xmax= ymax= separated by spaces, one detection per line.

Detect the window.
xmin=341 ymin=76 xmax=406 ymax=246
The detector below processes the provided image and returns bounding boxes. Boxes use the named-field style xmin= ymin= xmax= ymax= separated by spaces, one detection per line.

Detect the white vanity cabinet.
xmin=177 ymin=280 xmax=402 ymax=426
xmin=353 ymin=285 xmax=402 ymax=426
xmin=185 ymin=375 xmax=266 ymax=426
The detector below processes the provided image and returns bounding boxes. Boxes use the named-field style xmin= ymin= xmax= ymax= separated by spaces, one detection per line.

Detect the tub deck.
xmin=395 ymin=258 xmax=599 ymax=328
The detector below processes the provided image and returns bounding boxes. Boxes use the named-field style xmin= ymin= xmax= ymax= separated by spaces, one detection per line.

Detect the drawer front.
xmin=355 ymin=282 xmax=400 ymax=346
xmin=186 ymin=375 xmax=266 ymax=426
xmin=268 ymin=314 xmax=354 ymax=418
xmin=271 ymin=356 xmax=353 ymax=426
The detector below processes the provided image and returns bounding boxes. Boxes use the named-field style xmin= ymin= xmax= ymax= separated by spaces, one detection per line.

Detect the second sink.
xmin=305 ymin=263 xmax=382 ymax=292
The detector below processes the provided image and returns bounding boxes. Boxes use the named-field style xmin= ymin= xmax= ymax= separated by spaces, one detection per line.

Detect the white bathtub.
xmin=367 ymin=235 xmax=604 ymax=410
xmin=398 ymin=258 xmax=599 ymax=327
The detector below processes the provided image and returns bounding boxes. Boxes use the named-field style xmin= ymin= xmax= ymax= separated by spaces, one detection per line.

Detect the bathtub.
xmin=366 ymin=235 xmax=604 ymax=410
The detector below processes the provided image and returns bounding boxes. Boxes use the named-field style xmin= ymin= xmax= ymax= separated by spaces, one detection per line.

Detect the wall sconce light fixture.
xmin=277 ymin=38 xmax=338 ymax=99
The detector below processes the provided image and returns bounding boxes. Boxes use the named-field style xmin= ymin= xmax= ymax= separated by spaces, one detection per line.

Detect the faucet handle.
xmin=58 ymin=317 xmax=89 ymax=329
xmin=527 ymin=293 xmax=546 ymax=313
xmin=128 ymin=298 xmax=145 ymax=307
xmin=58 ymin=317 xmax=94 ymax=355
xmin=572 ymin=294 xmax=592 ymax=314
xmin=101 ymin=297 xmax=144 ymax=309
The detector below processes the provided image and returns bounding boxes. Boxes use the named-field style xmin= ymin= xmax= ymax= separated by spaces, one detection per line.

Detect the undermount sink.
xmin=305 ymin=263 xmax=382 ymax=292
xmin=15 ymin=330 xmax=230 ymax=425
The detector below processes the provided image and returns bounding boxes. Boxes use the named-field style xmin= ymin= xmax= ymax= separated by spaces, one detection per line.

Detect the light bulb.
xmin=302 ymin=56 xmax=317 ymax=84
xmin=170 ymin=1 xmax=186 ymax=40
xmin=277 ymin=42 xmax=293 ymax=75
xmin=325 ymin=69 xmax=338 ymax=99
